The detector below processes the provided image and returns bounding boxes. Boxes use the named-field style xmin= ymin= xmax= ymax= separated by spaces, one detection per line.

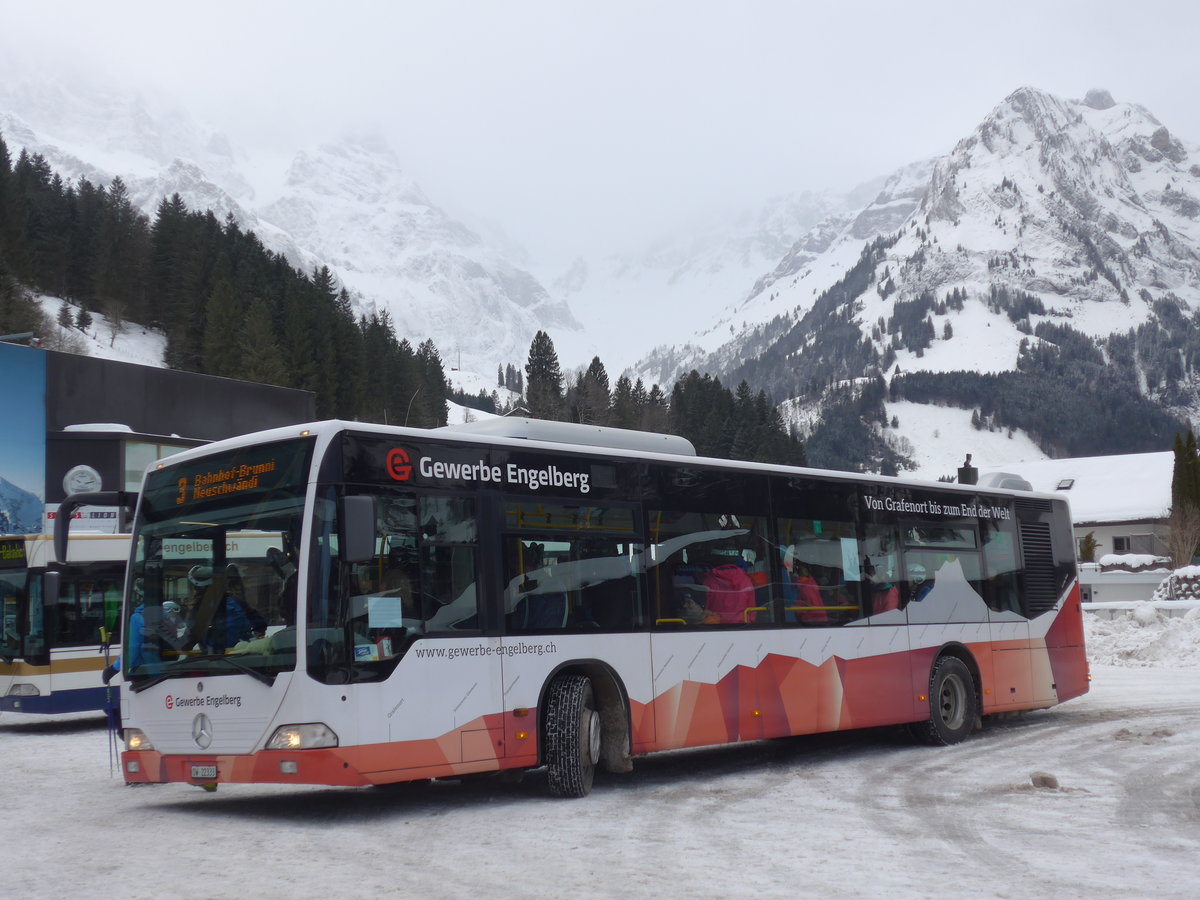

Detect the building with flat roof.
xmin=982 ymin=451 xmax=1173 ymax=559
xmin=1 ymin=343 xmax=315 ymax=534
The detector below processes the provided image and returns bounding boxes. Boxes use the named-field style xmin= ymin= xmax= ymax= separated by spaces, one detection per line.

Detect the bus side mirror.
xmin=54 ymin=491 xmax=137 ymax=564
xmin=340 ymin=496 xmax=377 ymax=564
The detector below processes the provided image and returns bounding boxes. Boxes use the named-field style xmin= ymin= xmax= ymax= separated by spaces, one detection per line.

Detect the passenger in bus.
xmin=678 ymin=589 xmax=719 ymax=625
xmin=909 ymin=563 xmax=934 ymax=602
xmin=157 ymin=600 xmax=190 ymax=649
xmin=701 ymin=549 xmax=757 ymax=624
xmin=864 ymin=557 xmax=901 ymax=614
xmin=103 ymin=588 xmax=151 ymax=682
xmin=182 ymin=564 xmax=213 ymax=627
xmin=205 ymin=566 xmax=267 ymax=653
xmin=792 ymin=565 xmax=827 ymax=624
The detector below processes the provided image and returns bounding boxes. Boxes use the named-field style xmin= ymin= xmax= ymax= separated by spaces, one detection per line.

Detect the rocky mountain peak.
xmin=1083 ymin=88 xmax=1117 ymax=110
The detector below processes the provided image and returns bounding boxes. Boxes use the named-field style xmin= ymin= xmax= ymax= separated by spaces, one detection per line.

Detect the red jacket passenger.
xmin=703 ymin=564 xmax=757 ymax=624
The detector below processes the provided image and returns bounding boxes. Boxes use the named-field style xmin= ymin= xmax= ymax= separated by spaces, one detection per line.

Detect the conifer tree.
xmin=524 ymin=330 xmax=565 ymax=420
xmin=236 ymin=299 xmax=289 ymax=386
xmin=609 ymin=375 xmax=637 ymax=429
xmin=1169 ymin=430 xmax=1200 ymax=567
xmin=93 ymin=176 xmax=146 ymax=322
xmin=415 ymin=338 xmax=450 ymax=427
xmin=574 ymin=356 xmax=611 ymax=425
xmin=330 ymin=287 xmax=365 ymax=418
xmin=202 ymin=278 xmax=242 ymax=378
xmin=640 ymin=383 xmax=669 ymax=433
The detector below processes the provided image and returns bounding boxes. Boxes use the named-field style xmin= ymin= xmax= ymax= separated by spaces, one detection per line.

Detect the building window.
xmin=1111 ymin=536 xmax=1130 ymax=554
xmin=123 ymin=441 xmax=193 ymax=492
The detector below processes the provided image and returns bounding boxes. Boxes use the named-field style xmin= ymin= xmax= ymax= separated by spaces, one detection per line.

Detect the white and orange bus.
xmin=2 ymin=533 xmax=125 ymax=715
xmin=71 ymin=418 xmax=1087 ymax=796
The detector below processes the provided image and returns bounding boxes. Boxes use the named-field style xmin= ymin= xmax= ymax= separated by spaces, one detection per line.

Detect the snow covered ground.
xmin=2 ymin=608 xmax=1197 ymax=899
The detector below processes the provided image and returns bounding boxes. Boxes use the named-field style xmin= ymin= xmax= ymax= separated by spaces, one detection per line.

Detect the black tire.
xmin=544 ymin=674 xmax=601 ymax=798
xmin=912 ymin=656 xmax=977 ymax=746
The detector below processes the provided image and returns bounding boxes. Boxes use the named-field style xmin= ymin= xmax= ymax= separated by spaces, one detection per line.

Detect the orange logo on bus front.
xmin=387 ymin=448 xmax=413 ymax=481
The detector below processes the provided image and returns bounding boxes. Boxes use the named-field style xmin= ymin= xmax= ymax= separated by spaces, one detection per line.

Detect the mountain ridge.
xmin=688 ymin=85 xmax=1200 ymax=471
xmin=0 ymin=77 xmax=576 ymax=376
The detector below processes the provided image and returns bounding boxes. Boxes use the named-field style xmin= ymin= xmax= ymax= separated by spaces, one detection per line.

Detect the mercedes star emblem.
xmin=192 ymin=713 xmax=213 ymax=749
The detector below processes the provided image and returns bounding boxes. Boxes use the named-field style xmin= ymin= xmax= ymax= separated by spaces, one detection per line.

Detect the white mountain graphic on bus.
xmin=868 ymin=558 xmax=1040 ymax=628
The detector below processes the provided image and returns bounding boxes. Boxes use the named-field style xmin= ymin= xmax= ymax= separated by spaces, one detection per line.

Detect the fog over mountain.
xmin=4 ymin=79 xmax=1199 ymax=476
xmin=622 ymin=86 xmax=1200 ymax=472
xmin=0 ymin=78 xmax=578 ymax=377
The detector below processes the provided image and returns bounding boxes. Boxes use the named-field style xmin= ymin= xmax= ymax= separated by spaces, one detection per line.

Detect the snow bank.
xmin=1085 ymin=605 xmax=1200 ymax=668
xmin=1096 ymin=553 xmax=1170 ymax=570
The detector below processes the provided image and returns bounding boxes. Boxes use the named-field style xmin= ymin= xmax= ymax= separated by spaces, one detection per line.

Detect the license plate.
xmin=191 ymin=764 xmax=218 ymax=780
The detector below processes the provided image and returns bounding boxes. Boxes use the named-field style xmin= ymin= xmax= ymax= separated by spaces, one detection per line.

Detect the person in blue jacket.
xmin=203 ymin=566 xmax=266 ymax=653
xmin=102 ymin=601 xmax=149 ymax=683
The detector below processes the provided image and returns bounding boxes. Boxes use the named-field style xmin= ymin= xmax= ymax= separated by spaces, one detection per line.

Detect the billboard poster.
xmin=0 ymin=343 xmax=47 ymax=535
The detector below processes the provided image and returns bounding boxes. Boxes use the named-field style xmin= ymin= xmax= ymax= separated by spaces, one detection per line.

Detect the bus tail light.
xmin=266 ymin=723 xmax=338 ymax=750
xmin=124 ymin=729 xmax=154 ymax=751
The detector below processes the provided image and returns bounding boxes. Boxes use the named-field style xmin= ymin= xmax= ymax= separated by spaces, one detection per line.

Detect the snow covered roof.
xmin=980 ymin=451 xmax=1173 ymax=525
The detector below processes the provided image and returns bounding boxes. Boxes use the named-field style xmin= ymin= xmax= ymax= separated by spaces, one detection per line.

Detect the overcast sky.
xmin=3 ymin=0 xmax=1199 ymax=265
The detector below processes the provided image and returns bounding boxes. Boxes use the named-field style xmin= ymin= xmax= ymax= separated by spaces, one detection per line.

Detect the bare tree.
xmin=1167 ymin=503 xmax=1200 ymax=571
xmin=106 ymin=300 xmax=125 ymax=348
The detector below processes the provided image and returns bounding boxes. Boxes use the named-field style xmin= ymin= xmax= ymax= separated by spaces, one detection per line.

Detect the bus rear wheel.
xmin=912 ymin=656 xmax=977 ymax=746
xmin=545 ymin=674 xmax=601 ymax=798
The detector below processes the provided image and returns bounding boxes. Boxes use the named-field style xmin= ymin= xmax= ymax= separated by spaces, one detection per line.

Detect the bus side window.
xmin=417 ymin=495 xmax=479 ymax=632
xmin=54 ymin=577 xmax=94 ymax=648
xmin=648 ymin=509 xmax=767 ymax=627
xmin=501 ymin=502 xmax=641 ymax=633
xmin=860 ymin=524 xmax=903 ymax=615
xmin=776 ymin=517 xmax=860 ymax=626
xmin=982 ymin=518 xmax=1022 ymax=614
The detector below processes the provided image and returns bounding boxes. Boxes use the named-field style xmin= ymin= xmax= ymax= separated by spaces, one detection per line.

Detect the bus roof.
xmin=144 ymin=419 xmax=1069 ymax=507
xmin=438 ymin=417 xmax=697 ymax=457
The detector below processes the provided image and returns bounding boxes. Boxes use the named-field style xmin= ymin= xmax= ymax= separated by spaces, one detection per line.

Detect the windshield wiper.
xmin=185 ymin=654 xmax=276 ymax=686
xmin=128 ymin=654 xmax=275 ymax=691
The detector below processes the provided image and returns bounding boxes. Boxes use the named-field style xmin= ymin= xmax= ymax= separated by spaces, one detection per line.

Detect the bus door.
xmin=901 ymin=516 xmax=1012 ymax=709
xmin=351 ymin=491 xmax=502 ymax=767
xmin=0 ymin=572 xmax=22 ymax=699
xmin=1 ymin=539 xmax=29 ymax=701
xmin=856 ymin=521 xmax=917 ymax=728
xmin=977 ymin=512 xmax=1033 ymax=709
xmin=499 ymin=499 xmax=645 ymax=759
xmin=645 ymin=507 xmax=772 ymax=749
xmin=47 ymin=567 xmax=121 ymax=709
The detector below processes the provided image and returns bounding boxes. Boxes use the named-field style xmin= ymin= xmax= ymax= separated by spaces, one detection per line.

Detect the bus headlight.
xmin=6 ymin=683 xmax=41 ymax=697
xmin=266 ymin=723 xmax=338 ymax=750
xmin=124 ymin=729 xmax=155 ymax=751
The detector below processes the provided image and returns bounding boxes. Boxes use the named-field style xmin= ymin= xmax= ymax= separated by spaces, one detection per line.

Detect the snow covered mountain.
xmin=637 ymin=86 xmax=1200 ymax=472
xmin=0 ymin=475 xmax=41 ymax=535
xmin=548 ymin=184 xmax=881 ymax=373
xmin=624 ymin=160 xmax=937 ymax=387
xmin=645 ymin=87 xmax=1200 ymax=387
xmin=0 ymin=77 xmax=576 ymax=376
xmin=5 ymin=76 xmax=1198 ymax=477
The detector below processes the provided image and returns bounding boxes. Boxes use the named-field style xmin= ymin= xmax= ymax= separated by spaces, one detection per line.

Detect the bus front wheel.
xmin=544 ymin=674 xmax=601 ymax=798
xmin=912 ymin=656 xmax=977 ymax=746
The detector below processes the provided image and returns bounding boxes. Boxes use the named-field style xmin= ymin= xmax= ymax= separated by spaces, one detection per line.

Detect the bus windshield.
xmin=124 ymin=437 xmax=314 ymax=688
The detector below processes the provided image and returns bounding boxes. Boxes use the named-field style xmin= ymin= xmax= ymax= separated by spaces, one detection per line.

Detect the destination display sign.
xmin=0 ymin=538 xmax=27 ymax=568
xmin=143 ymin=437 xmax=315 ymax=514
xmin=179 ymin=459 xmax=279 ymax=505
